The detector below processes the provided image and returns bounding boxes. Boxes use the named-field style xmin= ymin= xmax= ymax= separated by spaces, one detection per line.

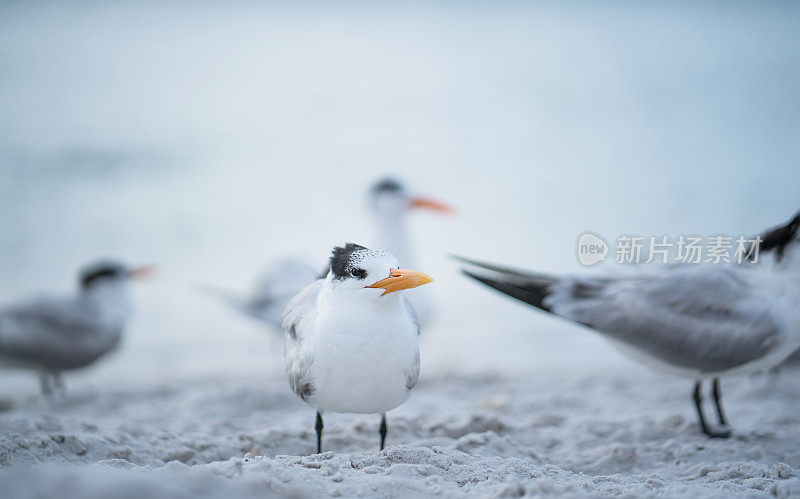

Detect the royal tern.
xmin=284 ymin=243 xmax=433 ymax=453
xmin=0 ymin=261 xmax=152 ymax=394
xmin=208 ymin=177 xmax=451 ymax=329
xmin=455 ymin=210 xmax=800 ymax=438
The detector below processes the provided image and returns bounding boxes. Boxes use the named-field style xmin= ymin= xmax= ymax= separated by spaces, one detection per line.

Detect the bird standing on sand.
xmin=208 ymin=177 xmax=451 ymax=329
xmin=0 ymin=261 xmax=152 ymax=394
xmin=284 ymin=243 xmax=433 ymax=453
xmin=456 ymin=210 xmax=800 ymax=438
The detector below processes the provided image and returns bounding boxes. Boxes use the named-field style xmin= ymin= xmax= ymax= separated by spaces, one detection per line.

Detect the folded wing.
xmin=457 ymin=256 xmax=782 ymax=373
xmin=0 ymin=298 xmax=115 ymax=370
xmin=283 ymin=279 xmax=324 ymax=401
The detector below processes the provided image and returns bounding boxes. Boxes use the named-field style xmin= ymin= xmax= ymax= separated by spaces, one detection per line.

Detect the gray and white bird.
xmin=207 ymin=177 xmax=451 ymax=329
xmin=0 ymin=261 xmax=152 ymax=394
xmin=284 ymin=243 xmax=433 ymax=453
xmin=455 ymin=210 xmax=800 ymax=438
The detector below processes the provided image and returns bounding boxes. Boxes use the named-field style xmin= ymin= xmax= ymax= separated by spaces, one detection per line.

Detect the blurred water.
xmin=1 ymin=1 xmax=800 ymax=391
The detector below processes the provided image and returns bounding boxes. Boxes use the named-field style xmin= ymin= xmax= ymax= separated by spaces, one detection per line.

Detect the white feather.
xmin=284 ymin=250 xmax=420 ymax=415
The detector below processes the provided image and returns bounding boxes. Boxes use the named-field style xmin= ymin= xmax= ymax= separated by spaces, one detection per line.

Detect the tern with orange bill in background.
xmin=203 ymin=177 xmax=452 ymax=330
xmin=283 ymin=243 xmax=433 ymax=454
xmin=0 ymin=260 xmax=154 ymax=394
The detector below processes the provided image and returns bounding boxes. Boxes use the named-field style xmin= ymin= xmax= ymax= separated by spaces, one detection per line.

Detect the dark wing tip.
xmin=460 ymin=269 xmax=553 ymax=312
xmin=449 ymin=254 xmax=534 ymax=277
xmin=447 ymin=253 xmax=474 ymax=264
xmin=759 ymin=210 xmax=800 ymax=260
xmin=448 ymin=253 xmax=500 ymax=267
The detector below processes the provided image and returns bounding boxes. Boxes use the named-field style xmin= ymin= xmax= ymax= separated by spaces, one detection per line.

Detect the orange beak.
xmin=366 ymin=268 xmax=434 ymax=296
xmin=128 ymin=265 xmax=157 ymax=279
xmin=409 ymin=197 xmax=455 ymax=214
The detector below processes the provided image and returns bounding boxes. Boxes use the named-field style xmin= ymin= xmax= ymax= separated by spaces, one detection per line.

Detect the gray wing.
xmin=197 ymin=282 xmax=287 ymax=328
xmin=282 ymin=279 xmax=323 ymax=401
xmin=251 ymin=258 xmax=319 ymax=324
xmin=458 ymin=256 xmax=782 ymax=373
xmin=200 ymin=258 xmax=318 ymax=329
xmin=403 ymin=297 xmax=421 ymax=335
xmin=403 ymin=297 xmax=421 ymax=390
xmin=0 ymin=297 xmax=113 ymax=371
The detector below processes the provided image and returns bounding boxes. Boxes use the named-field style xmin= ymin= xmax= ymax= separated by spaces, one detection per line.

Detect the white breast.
xmin=306 ymin=294 xmax=419 ymax=414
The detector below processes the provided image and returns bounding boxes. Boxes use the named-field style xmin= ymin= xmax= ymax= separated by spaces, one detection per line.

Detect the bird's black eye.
xmin=350 ymin=268 xmax=367 ymax=279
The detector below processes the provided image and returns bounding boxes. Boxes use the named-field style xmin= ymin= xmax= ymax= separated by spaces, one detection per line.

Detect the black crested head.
xmin=759 ymin=210 xmax=800 ymax=261
xmin=370 ymin=177 xmax=404 ymax=196
xmin=79 ymin=261 xmax=127 ymax=289
xmin=329 ymin=243 xmax=368 ymax=279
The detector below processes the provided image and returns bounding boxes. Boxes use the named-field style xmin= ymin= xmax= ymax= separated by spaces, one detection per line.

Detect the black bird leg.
xmin=692 ymin=381 xmax=731 ymax=439
xmin=379 ymin=413 xmax=387 ymax=451
xmin=712 ymin=378 xmax=729 ymax=427
xmin=315 ymin=412 xmax=324 ymax=454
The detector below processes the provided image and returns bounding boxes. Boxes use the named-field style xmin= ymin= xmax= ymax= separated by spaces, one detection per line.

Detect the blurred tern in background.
xmin=455 ymin=210 xmax=800 ymax=438
xmin=284 ymin=243 xmax=433 ymax=453
xmin=0 ymin=261 xmax=153 ymax=395
xmin=205 ymin=177 xmax=452 ymax=329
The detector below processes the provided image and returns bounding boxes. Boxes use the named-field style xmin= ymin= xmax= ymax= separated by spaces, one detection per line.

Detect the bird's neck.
xmin=80 ymin=282 xmax=132 ymax=326
xmin=372 ymin=208 xmax=414 ymax=268
xmin=321 ymin=283 xmax=406 ymax=316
